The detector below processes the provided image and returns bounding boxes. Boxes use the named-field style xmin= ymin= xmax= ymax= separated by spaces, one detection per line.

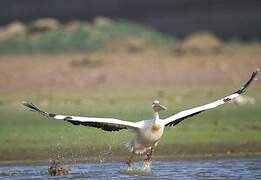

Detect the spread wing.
xmin=22 ymin=102 xmax=140 ymax=131
xmin=164 ymin=69 xmax=259 ymax=127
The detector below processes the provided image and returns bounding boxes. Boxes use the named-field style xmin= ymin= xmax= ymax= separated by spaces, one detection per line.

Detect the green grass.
xmin=0 ymin=20 xmax=176 ymax=54
xmin=0 ymin=85 xmax=261 ymax=160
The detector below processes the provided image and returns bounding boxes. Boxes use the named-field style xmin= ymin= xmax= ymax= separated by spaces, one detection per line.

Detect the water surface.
xmin=0 ymin=158 xmax=260 ymax=179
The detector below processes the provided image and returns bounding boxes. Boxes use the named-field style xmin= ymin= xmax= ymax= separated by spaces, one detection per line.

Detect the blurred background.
xmin=1 ymin=0 xmax=261 ymax=39
xmin=0 ymin=0 xmax=260 ymax=163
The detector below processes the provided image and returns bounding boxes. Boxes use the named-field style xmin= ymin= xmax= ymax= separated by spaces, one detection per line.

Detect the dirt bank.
xmin=0 ymin=44 xmax=260 ymax=94
xmin=1 ymin=142 xmax=261 ymax=164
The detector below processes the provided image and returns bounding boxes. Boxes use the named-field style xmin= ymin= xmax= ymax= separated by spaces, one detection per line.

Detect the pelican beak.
xmin=153 ymin=103 xmax=167 ymax=111
xmin=159 ymin=104 xmax=167 ymax=111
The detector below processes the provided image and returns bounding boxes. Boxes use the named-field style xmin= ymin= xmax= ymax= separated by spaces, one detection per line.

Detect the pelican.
xmin=22 ymin=69 xmax=259 ymax=167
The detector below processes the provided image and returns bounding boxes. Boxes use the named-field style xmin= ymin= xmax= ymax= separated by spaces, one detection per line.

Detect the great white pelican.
xmin=22 ymin=69 xmax=259 ymax=167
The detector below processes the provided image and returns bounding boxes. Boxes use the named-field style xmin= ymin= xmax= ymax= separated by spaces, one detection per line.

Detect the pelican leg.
xmin=144 ymin=147 xmax=155 ymax=162
xmin=126 ymin=152 xmax=135 ymax=167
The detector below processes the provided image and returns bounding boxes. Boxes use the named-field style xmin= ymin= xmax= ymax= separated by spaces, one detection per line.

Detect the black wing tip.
xmin=22 ymin=101 xmax=56 ymax=117
xmin=252 ymin=68 xmax=258 ymax=77
xmin=235 ymin=68 xmax=259 ymax=94
xmin=22 ymin=101 xmax=39 ymax=111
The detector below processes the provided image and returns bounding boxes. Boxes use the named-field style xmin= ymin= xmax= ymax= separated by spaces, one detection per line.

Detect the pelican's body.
xmin=132 ymin=118 xmax=164 ymax=154
xmin=138 ymin=121 xmax=164 ymax=145
xmin=22 ymin=69 xmax=259 ymax=167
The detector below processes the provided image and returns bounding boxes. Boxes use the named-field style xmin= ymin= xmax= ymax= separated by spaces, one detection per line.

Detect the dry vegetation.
xmin=0 ymin=43 xmax=260 ymax=95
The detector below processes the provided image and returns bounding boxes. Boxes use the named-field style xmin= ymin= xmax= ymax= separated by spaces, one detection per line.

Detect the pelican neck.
xmin=153 ymin=111 xmax=160 ymax=122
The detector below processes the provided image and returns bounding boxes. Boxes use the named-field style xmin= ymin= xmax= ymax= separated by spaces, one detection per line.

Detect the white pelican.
xmin=22 ymin=69 xmax=259 ymax=167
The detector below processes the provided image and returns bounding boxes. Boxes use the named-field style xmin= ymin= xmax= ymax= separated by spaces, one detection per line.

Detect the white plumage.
xmin=22 ymin=69 xmax=259 ymax=167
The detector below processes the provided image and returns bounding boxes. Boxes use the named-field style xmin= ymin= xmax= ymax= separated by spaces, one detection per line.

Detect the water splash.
xmin=141 ymin=161 xmax=151 ymax=172
xmin=123 ymin=161 xmax=152 ymax=176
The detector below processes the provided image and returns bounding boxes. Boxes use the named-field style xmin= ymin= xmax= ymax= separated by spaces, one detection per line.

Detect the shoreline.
xmin=1 ymin=142 xmax=261 ymax=165
xmin=1 ymin=152 xmax=261 ymax=166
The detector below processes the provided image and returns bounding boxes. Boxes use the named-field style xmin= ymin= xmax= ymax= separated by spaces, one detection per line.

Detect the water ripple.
xmin=0 ymin=158 xmax=260 ymax=179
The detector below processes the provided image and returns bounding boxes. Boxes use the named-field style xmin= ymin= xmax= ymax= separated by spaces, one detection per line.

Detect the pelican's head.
xmin=152 ymin=100 xmax=167 ymax=112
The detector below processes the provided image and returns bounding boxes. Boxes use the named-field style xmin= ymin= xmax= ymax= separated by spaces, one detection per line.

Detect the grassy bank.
xmin=0 ymin=20 xmax=175 ymax=54
xmin=1 ymin=85 xmax=260 ymax=161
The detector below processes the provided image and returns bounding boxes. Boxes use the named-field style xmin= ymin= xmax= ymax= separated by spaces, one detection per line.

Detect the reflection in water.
xmin=0 ymin=158 xmax=260 ymax=179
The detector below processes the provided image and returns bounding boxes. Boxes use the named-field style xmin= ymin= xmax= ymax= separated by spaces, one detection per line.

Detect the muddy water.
xmin=0 ymin=158 xmax=260 ymax=179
